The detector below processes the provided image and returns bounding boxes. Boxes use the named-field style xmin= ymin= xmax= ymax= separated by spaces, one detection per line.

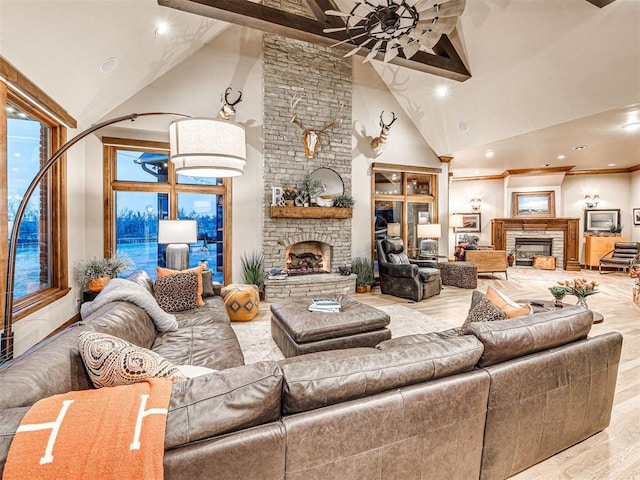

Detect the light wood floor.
xmin=255 ymin=267 xmax=640 ymax=479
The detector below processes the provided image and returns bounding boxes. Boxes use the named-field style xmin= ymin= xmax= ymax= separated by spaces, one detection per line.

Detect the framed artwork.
xmin=634 ymin=208 xmax=640 ymax=226
xmin=511 ymin=191 xmax=555 ymax=217
xmin=584 ymin=209 xmax=620 ymax=232
xmin=456 ymin=213 xmax=481 ymax=233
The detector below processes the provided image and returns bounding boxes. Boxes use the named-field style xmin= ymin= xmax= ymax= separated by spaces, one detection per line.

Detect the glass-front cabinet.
xmin=371 ymin=163 xmax=440 ymax=263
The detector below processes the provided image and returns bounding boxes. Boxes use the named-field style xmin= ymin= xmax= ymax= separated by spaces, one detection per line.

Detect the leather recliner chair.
xmin=376 ymin=238 xmax=442 ymax=302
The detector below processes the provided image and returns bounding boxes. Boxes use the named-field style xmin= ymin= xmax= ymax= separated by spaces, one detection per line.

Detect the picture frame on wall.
xmin=584 ymin=209 xmax=620 ymax=232
xmin=633 ymin=208 xmax=640 ymax=226
xmin=456 ymin=213 xmax=481 ymax=233
xmin=511 ymin=191 xmax=555 ymax=217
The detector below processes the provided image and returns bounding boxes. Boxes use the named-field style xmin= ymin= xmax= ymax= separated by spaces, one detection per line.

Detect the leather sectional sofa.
xmin=0 ymin=271 xmax=622 ymax=479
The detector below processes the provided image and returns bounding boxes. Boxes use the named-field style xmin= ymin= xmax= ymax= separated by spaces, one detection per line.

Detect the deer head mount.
xmin=290 ymin=96 xmax=344 ymax=159
xmin=371 ymin=111 xmax=397 ymax=157
xmin=218 ymin=87 xmax=243 ymax=120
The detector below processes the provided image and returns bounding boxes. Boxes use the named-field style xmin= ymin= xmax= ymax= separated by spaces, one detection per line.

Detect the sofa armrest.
xmin=165 ymin=362 xmax=283 ymax=449
xmin=379 ymin=262 xmax=418 ymax=278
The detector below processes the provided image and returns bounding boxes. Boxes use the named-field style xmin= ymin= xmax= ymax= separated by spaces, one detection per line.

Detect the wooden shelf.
xmin=270 ymin=206 xmax=352 ymax=219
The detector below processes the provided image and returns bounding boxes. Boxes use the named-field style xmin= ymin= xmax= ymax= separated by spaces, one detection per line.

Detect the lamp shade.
xmin=417 ymin=223 xmax=441 ymax=239
xmin=387 ymin=223 xmax=401 ymax=237
xmin=169 ymin=118 xmax=246 ymax=177
xmin=158 ymin=220 xmax=197 ymax=244
xmin=449 ymin=214 xmax=464 ymax=228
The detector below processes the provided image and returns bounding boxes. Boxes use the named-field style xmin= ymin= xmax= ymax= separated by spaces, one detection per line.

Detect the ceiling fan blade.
xmin=427 ymin=16 xmax=457 ymax=34
xmin=323 ymin=26 xmax=348 ymax=33
xmin=384 ymin=46 xmax=400 ymax=63
xmin=325 ymin=9 xmax=367 ymax=19
xmin=363 ymin=40 xmax=384 ymax=63
xmin=402 ymin=40 xmax=421 ymax=59
xmin=418 ymin=30 xmax=441 ymax=49
xmin=344 ymin=38 xmax=374 ymax=57
xmin=397 ymin=35 xmax=411 ymax=48
xmin=330 ymin=31 xmax=368 ymax=47
xmin=418 ymin=0 xmax=466 ymax=19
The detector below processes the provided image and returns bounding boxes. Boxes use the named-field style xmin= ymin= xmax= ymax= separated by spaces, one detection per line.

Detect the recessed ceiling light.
xmin=155 ymin=22 xmax=169 ymax=36
xmin=544 ymin=163 xmax=552 ymax=167
xmin=457 ymin=121 xmax=470 ymax=133
xmin=99 ymin=57 xmax=118 ymax=73
xmin=622 ymin=122 xmax=640 ymax=132
xmin=485 ymin=150 xmax=494 ymax=158
xmin=436 ymin=86 xmax=448 ymax=98
xmin=557 ymin=155 xmax=566 ymax=160
xmin=607 ymin=163 xmax=616 ymax=167
xmin=572 ymin=145 xmax=587 ymax=150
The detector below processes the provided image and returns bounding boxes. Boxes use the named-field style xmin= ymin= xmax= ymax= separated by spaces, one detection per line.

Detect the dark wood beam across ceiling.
xmin=157 ymin=0 xmax=471 ymax=81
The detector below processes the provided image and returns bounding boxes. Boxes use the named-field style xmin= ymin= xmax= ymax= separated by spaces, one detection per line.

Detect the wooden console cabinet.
xmin=584 ymin=236 xmax=626 ymax=270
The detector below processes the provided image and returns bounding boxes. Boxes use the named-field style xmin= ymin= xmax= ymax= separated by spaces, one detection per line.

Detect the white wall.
xmin=631 ymin=171 xmax=640 ymax=243
xmin=351 ymin=61 xmax=445 ymax=258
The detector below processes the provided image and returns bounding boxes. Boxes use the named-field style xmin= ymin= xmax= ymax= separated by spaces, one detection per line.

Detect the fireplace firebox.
xmin=285 ymin=241 xmax=330 ymax=275
xmin=514 ymin=238 xmax=553 ymax=266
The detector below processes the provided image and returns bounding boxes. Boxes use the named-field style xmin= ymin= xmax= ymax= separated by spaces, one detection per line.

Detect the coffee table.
xmin=270 ymin=297 xmax=391 ymax=357
xmin=518 ymin=299 xmax=604 ymax=324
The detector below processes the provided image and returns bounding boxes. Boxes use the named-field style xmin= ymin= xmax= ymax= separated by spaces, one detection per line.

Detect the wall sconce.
xmin=470 ymin=198 xmax=482 ymax=212
xmin=584 ymin=194 xmax=599 ymax=209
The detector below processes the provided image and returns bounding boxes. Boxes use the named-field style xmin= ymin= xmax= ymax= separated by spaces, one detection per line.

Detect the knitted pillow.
xmin=157 ymin=265 xmax=205 ymax=306
xmin=154 ymin=272 xmax=199 ymax=312
xmin=77 ymin=331 xmax=186 ymax=388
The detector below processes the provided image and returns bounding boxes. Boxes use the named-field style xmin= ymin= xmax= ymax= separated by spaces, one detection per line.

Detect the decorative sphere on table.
xmin=548 ymin=286 xmax=567 ymax=308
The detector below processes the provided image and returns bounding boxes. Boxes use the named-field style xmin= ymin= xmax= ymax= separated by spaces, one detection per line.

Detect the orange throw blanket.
xmin=3 ymin=378 xmax=173 ymax=480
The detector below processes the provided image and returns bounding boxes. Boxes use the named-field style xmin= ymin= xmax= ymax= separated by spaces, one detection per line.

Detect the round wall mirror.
xmin=310 ymin=168 xmax=344 ymax=205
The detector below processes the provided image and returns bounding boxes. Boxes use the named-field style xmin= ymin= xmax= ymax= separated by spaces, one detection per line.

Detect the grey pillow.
xmin=201 ymin=270 xmax=215 ymax=297
xmin=388 ymin=252 xmax=410 ymax=264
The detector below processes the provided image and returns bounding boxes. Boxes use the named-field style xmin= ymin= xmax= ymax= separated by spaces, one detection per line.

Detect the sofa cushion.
xmin=0 ymin=324 xmax=95 ymax=409
xmin=165 ymin=362 xmax=283 ymax=449
xmin=388 ymin=252 xmax=410 ymax=264
xmin=465 ymin=305 xmax=593 ymax=367
xmin=281 ymin=336 xmax=484 ymax=414
xmin=126 ymin=270 xmax=154 ymax=294
xmin=77 ymin=331 xmax=186 ymax=388
xmin=82 ymin=301 xmax=158 ymax=349
xmin=173 ymin=296 xmax=231 ymax=327
xmin=382 ymin=237 xmax=404 ymax=255
xmin=158 ymin=265 xmax=205 ymax=307
xmin=155 ymin=272 xmax=199 ymax=313
xmin=152 ymin=323 xmax=245 ymax=370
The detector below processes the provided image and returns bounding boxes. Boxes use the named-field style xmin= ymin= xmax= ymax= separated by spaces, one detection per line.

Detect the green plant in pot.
xmin=302 ymin=174 xmax=324 ymax=206
xmin=351 ymin=257 xmax=374 ymax=293
xmin=240 ymin=251 xmax=265 ymax=297
xmin=74 ymin=253 xmax=135 ymax=292
xmin=331 ymin=194 xmax=355 ymax=209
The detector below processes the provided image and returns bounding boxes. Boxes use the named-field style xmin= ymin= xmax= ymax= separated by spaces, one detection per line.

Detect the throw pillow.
xmin=155 ymin=272 xmax=199 ymax=312
xmin=77 ymin=331 xmax=186 ymax=388
xmin=388 ymin=252 xmax=410 ymax=264
xmin=486 ymin=286 xmax=532 ymax=318
xmin=201 ymin=269 xmax=215 ymax=298
xmin=460 ymin=294 xmax=507 ymax=334
xmin=157 ymin=265 xmax=205 ymax=306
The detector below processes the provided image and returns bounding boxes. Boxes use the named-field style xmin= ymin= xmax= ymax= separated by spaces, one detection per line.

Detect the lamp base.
xmin=165 ymin=243 xmax=190 ymax=270
xmin=419 ymin=239 xmax=438 ymax=257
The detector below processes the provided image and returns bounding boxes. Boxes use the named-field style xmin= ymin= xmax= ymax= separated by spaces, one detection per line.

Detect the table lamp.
xmin=387 ymin=223 xmax=401 ymax=238
xmin=417 ymin=223 xmax=441 ymax=257
xmin=158 ymin=220 xmax=198 ymax=270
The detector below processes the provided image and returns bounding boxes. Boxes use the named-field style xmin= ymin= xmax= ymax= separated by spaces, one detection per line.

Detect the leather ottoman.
xmin=270 ymin=297 xmax=391 ymax=358
xmin=436 ymin=262 xmax=478 ymax=289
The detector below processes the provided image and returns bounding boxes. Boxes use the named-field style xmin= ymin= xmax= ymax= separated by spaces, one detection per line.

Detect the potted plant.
xmin=282 ymin=186 xmax=298 ymax=207
xmin=331 ymin=194 xmax=355 ymax=209
xmin=240 ymin=251 xmax=265 ymax=299
xmin=302 ymin=175 xmax=324 ymax=206
xmin=351 ymin=257 xmax=374 ymax=293
xmin=74 ymin=253 xmax=135 ymax=292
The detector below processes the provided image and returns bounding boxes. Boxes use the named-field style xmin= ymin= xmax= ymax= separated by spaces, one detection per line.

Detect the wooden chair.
xmin=599 ymin=242 xmax=640 ymax=274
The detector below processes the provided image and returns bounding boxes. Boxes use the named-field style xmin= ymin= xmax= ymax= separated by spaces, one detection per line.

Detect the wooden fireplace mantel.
xmin=491 ymin=217 xmax=581 ymax=271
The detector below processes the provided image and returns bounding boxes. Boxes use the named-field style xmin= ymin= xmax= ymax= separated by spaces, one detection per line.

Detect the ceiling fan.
xmin=324 ymin=0 xmax=466 ymax=63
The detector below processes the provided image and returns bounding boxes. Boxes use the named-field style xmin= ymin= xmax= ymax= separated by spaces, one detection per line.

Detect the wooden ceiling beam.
xmin=158 ymin=0 xmax=471 ymax=81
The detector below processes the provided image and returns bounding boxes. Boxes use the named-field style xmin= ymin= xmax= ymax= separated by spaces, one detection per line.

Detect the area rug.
xmin=231 ymin=304 xmax=457 ymax=364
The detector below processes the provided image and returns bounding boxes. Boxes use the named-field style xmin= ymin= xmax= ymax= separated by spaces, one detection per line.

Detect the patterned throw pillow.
xmin=154 ymin=272 xmax=199 ymax=312
xmin=459 ymin=296 xmax=507 ymax=335
xmin=77 ymin=331 xmax=186 ymax=388
xmin=157 ymin=265 xmax=205 ymax=306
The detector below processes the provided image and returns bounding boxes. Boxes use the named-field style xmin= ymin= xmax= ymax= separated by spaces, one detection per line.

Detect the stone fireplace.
xmin=283 ymin=235 xmax=331 ymax=274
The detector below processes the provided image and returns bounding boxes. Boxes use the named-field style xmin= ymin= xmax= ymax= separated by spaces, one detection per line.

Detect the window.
xmin=104 ymin=139 xmax=231 ymax=283
xmin=371 ymin=163 xmax=440 ymax=261
xmin=2 ymin=85 xmax=69 ymax=321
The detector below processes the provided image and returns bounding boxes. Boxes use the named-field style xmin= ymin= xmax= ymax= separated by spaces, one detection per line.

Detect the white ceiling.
xmin=1 ymin=0 xmax=638 ymax=178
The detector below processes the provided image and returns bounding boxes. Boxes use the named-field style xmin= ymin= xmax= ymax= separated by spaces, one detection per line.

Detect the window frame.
xmin=1 ymin=84 xmax=70 ymax=322
xmin=103 ymin=138 xmax=232 ymax=283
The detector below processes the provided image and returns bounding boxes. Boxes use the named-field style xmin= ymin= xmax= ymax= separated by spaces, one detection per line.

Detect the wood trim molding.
xmin=439 ymin=156 xmax=453 ymax=163
xmin=0 ymin=55 xmax=77 ymax=128
xmin=158 ymin=0 xmax=471 ymax=80
xmin=453 ymin=164 xmax=640 ymax=181
xmin=372 ymin=162 xmax=442 ymax=174
xmin=505 ymin=166 xmax=574 ymax=176
xmin=0 ymin=84 xmax=7 ymax=324
xmin=102 ymin=137 xmax=169 ymax=150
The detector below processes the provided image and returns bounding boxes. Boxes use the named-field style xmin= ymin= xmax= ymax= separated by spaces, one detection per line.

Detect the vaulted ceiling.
xmin=0 ymin=0 xmax=638 ymax=177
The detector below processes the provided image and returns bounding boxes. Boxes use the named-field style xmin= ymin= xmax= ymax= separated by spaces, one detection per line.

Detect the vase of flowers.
xmin=282 ymin=186 xmax=298 ymax=207
xmin=555 ymin=278 xmax=599 ymax=309
xmin=630 ymin=261 xmax=640 ymax=308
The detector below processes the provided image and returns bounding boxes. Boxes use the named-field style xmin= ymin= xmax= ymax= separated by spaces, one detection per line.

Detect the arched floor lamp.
xmin=1 ymin=112 xmax=246 ymax=362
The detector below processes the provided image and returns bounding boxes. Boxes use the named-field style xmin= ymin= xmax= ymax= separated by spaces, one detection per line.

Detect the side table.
xmin=517 ymin=299 xmax=604 ymax=324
